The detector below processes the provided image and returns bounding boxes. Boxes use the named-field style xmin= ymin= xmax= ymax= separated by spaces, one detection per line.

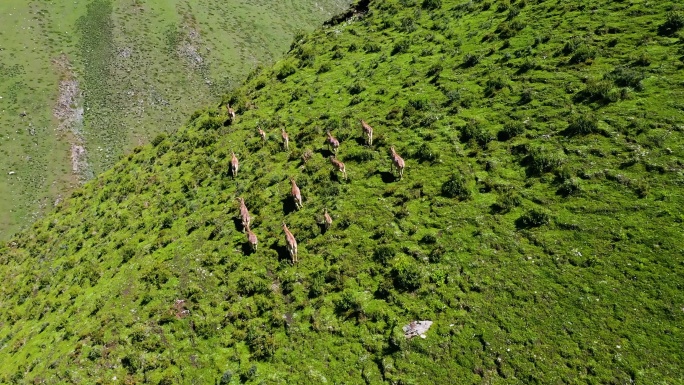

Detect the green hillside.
xmin=0 ymin=0 xmax=349 ymax=238
xmin=2 ymin=0 xmax=684 ymax=383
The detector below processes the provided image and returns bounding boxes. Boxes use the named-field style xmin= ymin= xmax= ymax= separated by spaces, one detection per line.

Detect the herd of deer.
xmin=226 ymin=105 xmax=405 ymax=264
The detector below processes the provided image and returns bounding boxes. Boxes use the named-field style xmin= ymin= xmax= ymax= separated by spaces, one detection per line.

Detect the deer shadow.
xmin=281 ymin=196 xmax=298 ymax=215
xmin=315 ymin=148 xmax=335 ymax=158
xmin=329 ymin=170 xmax=345 ymax=183
xmin=269 ymin=240 xmax=291 ymax=263
xmin=376 ymin=170 xmax=397 ymax=183
xmin=241 ymin=241 xmax=256 ymax=256
xmin=231 ymin=216 xmax=246 ymax=232
xmin=354 ymin=136 xmax=369 ymax=146
xmin=317 ymin=222 xmax=330 ymax=235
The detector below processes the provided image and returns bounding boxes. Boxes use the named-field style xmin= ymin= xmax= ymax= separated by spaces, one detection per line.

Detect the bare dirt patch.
xmin=52 ymin=54 xmax=90 ymax=181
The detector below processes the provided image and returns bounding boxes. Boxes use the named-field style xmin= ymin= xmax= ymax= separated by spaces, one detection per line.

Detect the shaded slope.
xmin=1 ymin=0 xmax=684 ymax=383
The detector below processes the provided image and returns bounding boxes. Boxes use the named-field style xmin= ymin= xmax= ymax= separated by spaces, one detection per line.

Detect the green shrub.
xmin=605 ymin=66 xmax=645 ymax=91
xmin=400 ymin=17 xmax=416 ymax=33
xmin=392 ymin=39 xmax=411 ymax=55
xmin=659 ymin=11 xmax=684 ymax=36
xmin=562 ymin=36 xmax=583 ymax=55
xmin=374 ymin=245 xmax=396 ymax=265
xmin=317 ymin=62 xmax=331 ymax=74
xmin=364 ymin=42 xmax=382 ymax=53
xmin=121 ymin=247 xmax=135 ymax=263
xmin=392 ymin=261 xmax=422 ymax=291
xmin=499 ymin=120 xmax=525 ymax=140
xmin=151 ymin=133 xmax=167 ymax=147
xmin=414 ymin=143 xmax=439 ymax=162
xmin=569 ymin=44 xmax=596 ymax=64
xmin=516 ymin=209 xmax=551 ymax=228
xmin=565 ymin=114 xmax=601 ymax=136
xmin=507 ymin=6 xmax=520 ymax=20
xmin=246 ymin=326 xmax=277 ymax=359
xmin=408 ymin=98 xmax=430 ymax=111
xmin=426 ymin=63 xmax=443 ymax=77
xmin=491 ymin=192 xmax=521 ymax=214
xmin=276 ymin=62 xmax=297 ymax=80
xmin=484 ymin=75 xmax=508 ymax=96
xmin=463 ymin=52 xmax=480 ymax=67
xmin=558 ymin=178 xmax=582 ymax=197
xmin=336 ymin=290 xmax=361 ymax=312
xmin=193 ymin=114 xmax=223 ymax=131
xmin=441 ymin=174 xmax=471 ymax=200
xmin=219 ymin=371 xmax=233 ymax=385
xmin=526 ymin=146 xmax=566 ymax=175
xmin=348 ymin=81 xmax=366 ymax=95
xmin=422 ymin=0 xmax=441 ymax=10
xmin=581 ymin=78 xmax=619 ymax=103
xmin=460 ymin=119 xmax=492 ymax=146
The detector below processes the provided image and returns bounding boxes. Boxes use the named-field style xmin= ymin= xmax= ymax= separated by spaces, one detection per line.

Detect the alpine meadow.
xmin=1 ymin=0 xmax=684 ymax=384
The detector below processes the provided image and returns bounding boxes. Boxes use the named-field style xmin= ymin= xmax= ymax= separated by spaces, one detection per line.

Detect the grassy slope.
xmin=0 ymin=0 xmax=349 ymax=238
xmin=1 ymin=0 xmax=684 ymax=383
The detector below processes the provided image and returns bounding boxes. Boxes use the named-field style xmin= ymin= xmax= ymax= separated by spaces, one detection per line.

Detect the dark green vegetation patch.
xmin=1 ymin=0 xmax=684 ymax=383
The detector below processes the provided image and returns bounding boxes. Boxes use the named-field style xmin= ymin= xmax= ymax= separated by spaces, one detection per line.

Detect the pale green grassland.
xmin=0 ymin=0 xmax=349 ymax=238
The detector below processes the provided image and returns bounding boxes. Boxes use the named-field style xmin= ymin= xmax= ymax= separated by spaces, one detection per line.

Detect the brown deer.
xmin=323 ymin=208 xmax=332 ymax=231
xmin=237 ymin=197 xmax=251 ymax=232
xmin=246 ymin=225 xmax=258 ymax=252
xmin=226 ymin=104 xmax=236 ymax=120
xmin=325 ymin=131 xmax=340 ymax=153
xmin=230 ymin=151 xmax=239 ymax=177
xmin=390 ymin=146 xmax=405 ymax=180
xmin=360 ymin=119 xmax=374 ymax=146
xmin=290 ymin=177 xmax=303 ymax=209
xmin=258 ymin=127 xmax=267 ymax=142
xmin=282 ymin=222 xmax=298 ymax=263
xmin=281 ymin=128 xmax=290 ymax=150
xmin=329 ymin=156 xmax=347 ymax=179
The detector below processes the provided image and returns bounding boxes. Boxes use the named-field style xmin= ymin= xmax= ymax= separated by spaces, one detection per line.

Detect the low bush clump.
xmin=516 ymin=209 xmax=551 ymax=228
xmin=557 ymin=178 xmax=582 ymax=197
xmin=565 ymin=114 xmax=601 ymax=136
xmin=276 ymin=62 xmax=297 ymax=79
xmin=441 ymin=174 xmax=471 ymax=200
xmin=605 ymin=66 xmax=645 ymax=91
xmin=658 ymin=11 xmax=684 ymax=36
xmin=392 ymin=39 xmax=411 ymax=55
xmin=460 ymin=119 xmax=492 ymax=146
xmin=569 ymin=44 xmax=596 ymax=64
xmin=422 ymin=0 xmax=441 ymax=10
xmin=526 ymin=145 xmax=566 ymax=175
xmin=499 ymin=120 xmax=525 ymax=140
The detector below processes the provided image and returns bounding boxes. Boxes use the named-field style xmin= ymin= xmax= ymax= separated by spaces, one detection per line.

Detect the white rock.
xmin=403 ymin=320 xmax=433 ymax=339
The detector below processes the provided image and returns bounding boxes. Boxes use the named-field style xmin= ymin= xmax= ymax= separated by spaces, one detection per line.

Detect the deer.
xmin=390 ymin=146 xmax=405 ymax=180
xmin=230 ymin=151 xmax=239 ymax=177
xmin=226 ymin=104 xmax=236 ymax=120
xmin=360 ymin=119 xmax=373 ymax=146
xmin=290 ymin=177 xmax=303 ymax=209
xmin=282 ymin=222 xmax=298 ymax=263
xmin=323 ymin=208 xmax=332 ymax=231
xmin=329 ymin=156 xmax=347 ymax=180
xmin=258 ymin=127 xmax=267 ymax=142
xmin=325 ymin=131 xmax=340 ymax=153
xmin=281 ymin=128 xmax=290 ymax=150
xmin=237 ymin=197 xmax=251 ymax=232
xmin=246 ymin=225 xmax=258 ymax=252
